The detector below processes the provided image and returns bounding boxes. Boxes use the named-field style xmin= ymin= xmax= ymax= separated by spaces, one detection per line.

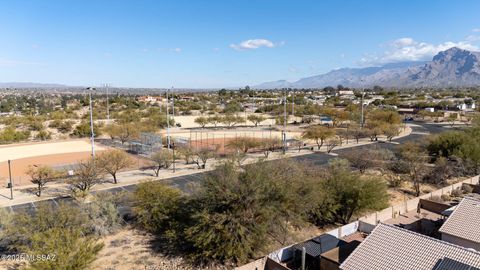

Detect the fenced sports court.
xmin=173 ymin=129 xmax=302 ymax=155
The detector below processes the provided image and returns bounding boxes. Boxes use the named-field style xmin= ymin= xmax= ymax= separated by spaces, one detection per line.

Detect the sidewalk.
xmin=0 ymin=126 xmax=413 ymax=208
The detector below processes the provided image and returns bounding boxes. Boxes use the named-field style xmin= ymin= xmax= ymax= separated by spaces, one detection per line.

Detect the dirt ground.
xmin=90 ymin=228 xmax=226 ymax=270
xmin=0 ymin=140 xmax=103 ymax=163
xmin=0 ymin=151 xmax=100 ymax=186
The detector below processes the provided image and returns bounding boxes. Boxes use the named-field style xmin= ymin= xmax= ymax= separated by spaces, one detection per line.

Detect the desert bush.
xmin=451 ymin=188 xmax=463 ymax=197
xmin=462 ymin=184 xmax=474 ymax=194
xmin=2 ymin=203 xmax=104 ymax=270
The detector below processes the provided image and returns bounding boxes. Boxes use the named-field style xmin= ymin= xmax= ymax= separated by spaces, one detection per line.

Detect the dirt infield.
xmin=0 ymin=140 xmax=109 ymax=186
xmin=0 ymin=151 xmax=98 ymax=186
xmin=0 ymin=140 xmax=104 ymax=163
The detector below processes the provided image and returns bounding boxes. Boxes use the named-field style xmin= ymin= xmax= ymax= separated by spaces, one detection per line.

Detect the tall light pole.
xmin=87 ymin=87 xmax=96 ymax=157
xmin=283 ymin=88 xmax=287 ymax=154
xmin=291 ymin=90 xmax=295 ymax=117
xmin=8 ymin=160 xmax=13 ymax=200
xmin=360 ymin=80 xmax=365 ymax=129
xmin=166 ymin=89 xmax=171 ymax=149
xmin=171 ymin=86 xmax=175 ymax=122
xmin=360 ymin=91 xmax=365 ymax=128
xmin=105 ymin=83 xmax=110 ymax=121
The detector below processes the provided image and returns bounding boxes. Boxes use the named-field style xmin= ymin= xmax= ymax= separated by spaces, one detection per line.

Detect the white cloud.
xmin=473 ymin=28 xmax=480 ymax=32
xmin=230 ymin=39 xmax=275 ymax=51
xmin=0 ymin=58 xmax=40 ymax=66
xmin=359 ymin=37 xmax=479 ymax=66
xmin=171 ymin=48 xmax=181 ymax=53
xmin=466 ymin=35 xmax=480 ymax=42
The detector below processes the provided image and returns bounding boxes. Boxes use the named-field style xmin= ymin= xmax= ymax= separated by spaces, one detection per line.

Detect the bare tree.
xmin=226 ymin=137 xmax=260 ymax=154
xmin=397 ymin=142 xmax=430 ymax=197
xmin=96 ymin=149 xmax=134 ymax=184
xmin=193 ymin=147 xmax=217 ymax=169
xmin=326 ymin=137 xmax=341 ymax=153
xmin=259 ymin=138 xmax=281 ymax=158
xmin=343 ymin=146 xmax=394 ymax=173
xmin=26 ymin=165 xmax=57 ymax=197
xmin=178 ymin=145 xmax=195 ymax=164
xmin=70 ymin=158 xmax=104 ymax=192
xmin=149 ymin=149 xmax=173 ymax=176
xmin=383 ymin=124 xmax=401 ymax=141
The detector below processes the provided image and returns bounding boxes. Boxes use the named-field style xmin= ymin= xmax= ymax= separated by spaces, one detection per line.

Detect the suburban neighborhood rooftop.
xmin=340 ymin=223 xmax=480 ymax=270
xmin=439 ymin=197 xmax=480 ymax=244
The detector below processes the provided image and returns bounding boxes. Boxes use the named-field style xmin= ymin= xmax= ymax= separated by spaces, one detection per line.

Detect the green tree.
xmin=310 ymin=159 xmax=389 ymax=225
xmin=247 ymin=114 xmax=266 ymax=127
xmin=194 ymin=116 xmax=209 ymax=128
xmin=96 ymin=149 xmax=133 ymax=184
xmin=302 ymin=125 xmax=335 ymax=150
xmin=133 ymin=181 xmax=183 ymax=237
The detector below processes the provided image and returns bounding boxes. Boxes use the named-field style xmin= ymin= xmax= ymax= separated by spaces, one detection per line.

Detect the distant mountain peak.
xmin=254 ymin=47 xmax=480 ymax=88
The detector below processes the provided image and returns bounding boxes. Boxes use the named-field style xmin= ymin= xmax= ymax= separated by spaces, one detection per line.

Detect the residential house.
xmin=439 ymin=197 xmax=480 ymax=251
xmin=340 ymin=223 xmax=480 ymax=270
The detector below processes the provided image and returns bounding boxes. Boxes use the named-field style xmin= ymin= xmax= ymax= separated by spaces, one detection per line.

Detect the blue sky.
xmin=0 ymin=0 xmax=479 ymax=88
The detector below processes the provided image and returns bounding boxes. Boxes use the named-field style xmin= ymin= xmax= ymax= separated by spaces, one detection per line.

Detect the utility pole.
xmin=171 ymin=86 xmax=175 ymax=122
xmin=8 ymin=160 xmax=13 ymax=200
xmin=360 ymin=91 xmax=365 ymax=129
xmin=166 ymin=89 xmax=171 ymax=149
xmin=283 ymin=88 xmax=287 ymax=154
xmin=105 ymin=83 xmax=110 ymax=121
xmin=360 ymin=80 xmax=365 ymax=129
xmin=172 ymin=142 xmax=176 ymax=173
xmin=291 ymin=90 xmax=295 ymax=117
xmin=87 ymin=87 xmax=96 ymax=157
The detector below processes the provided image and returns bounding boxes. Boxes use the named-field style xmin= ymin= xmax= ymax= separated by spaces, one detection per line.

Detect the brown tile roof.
xmin=439 ymin=197 xmax=480 ymax=244
xmin=340 ymin=223 xmax=480 ymax=270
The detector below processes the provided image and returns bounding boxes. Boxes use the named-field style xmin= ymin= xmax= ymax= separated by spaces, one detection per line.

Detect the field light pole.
xmin=283 ymin=88 xmax=287 ymax=154
xmin=360 ymin=79 xmax=365 ymax=128
xmin=360 ymin=91 xmax=365 ymax=129
xmin=171 ymin=86 xmax=175 ymax=122
xmin=8 ymin=160 xmax=13 ymax=200
xmin=87 ymin=87 xmax=96 ymax=157
xmin=172 ymin=142 xmax=176 ymax=173
xmin=166 ymin=89 xmax=171 ymax=150
xmin=105 ymin=83 xmax=110 ymax=121
xmin=291 ymin=90 xmax=295 ymax=116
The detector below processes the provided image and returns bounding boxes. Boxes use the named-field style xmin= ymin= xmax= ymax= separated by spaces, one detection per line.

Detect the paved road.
xmin=1 ymin=122 xmax=446 ymax=216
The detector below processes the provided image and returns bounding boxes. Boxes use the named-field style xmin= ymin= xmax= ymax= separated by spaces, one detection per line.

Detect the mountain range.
xmin=255 ymin=47 xmax=480 ymax=89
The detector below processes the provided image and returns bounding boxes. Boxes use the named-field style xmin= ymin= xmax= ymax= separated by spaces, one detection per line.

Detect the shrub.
xmin=441 ymin=194 xmax=451 ymax=202
xmin=133 ymin=181 xmax=183 ymax=238
xmin=462 ymin=184 xmax=474 ymax=194
xmin=451 ymin=188 xmax=463 ymax=197
xmin=2 ymin=203 xmax=104 ymax=270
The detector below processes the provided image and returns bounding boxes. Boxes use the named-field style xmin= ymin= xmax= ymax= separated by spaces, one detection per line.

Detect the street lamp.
xmin=87 ymin=87 xmax=96 ymax=157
